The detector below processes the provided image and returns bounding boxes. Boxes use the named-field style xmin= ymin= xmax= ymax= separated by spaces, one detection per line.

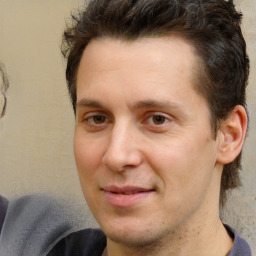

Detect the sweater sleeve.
xmin=0 ymin=194 xmax=80 ymax=256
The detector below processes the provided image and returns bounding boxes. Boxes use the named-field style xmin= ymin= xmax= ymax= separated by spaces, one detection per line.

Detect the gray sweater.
xmin=0 ymin=194 xmax=79 ymax=256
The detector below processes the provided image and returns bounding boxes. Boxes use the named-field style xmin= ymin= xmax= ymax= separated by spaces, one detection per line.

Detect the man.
xmin=47 ymin=0 xmax=252 ymax=255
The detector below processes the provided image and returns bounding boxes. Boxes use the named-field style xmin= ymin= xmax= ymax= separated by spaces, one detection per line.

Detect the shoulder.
xmin=0 ymin=195 xmax=8 ymax=234
xmin=46 ymin=228 xmax=106 ymax=256
xmin=225 ymin=225 xmax=252 ymax=256
xmin=0 ymin=194 xmax=79 ymax=256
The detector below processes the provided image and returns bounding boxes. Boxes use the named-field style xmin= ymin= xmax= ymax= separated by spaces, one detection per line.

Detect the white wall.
xmin=0 ymin=0 xmax=255 ymax=253
xmin=0 ymin=0 xmax=83 ymax=199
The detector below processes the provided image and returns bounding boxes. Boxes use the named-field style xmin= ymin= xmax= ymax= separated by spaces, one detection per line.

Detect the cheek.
xmin=73 ymin=134 xmax=103 ymax=189
xmin=74 ymin=135 xmax=103 ymax=209
xmin=148 ymin=135 xmax=216 ymax=198
xmin=74 ymin=132 xmax=104 ymax=168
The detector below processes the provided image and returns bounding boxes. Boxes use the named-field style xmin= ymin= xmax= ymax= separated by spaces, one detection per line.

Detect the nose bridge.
xmin=111 ymin=121 xmax=131 ymax=149
xmin=102 ymin=120 xmax=142 ymax=171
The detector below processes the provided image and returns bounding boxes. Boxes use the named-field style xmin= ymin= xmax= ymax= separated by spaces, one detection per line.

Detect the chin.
xmin=101 ymin=219 xmax=171 ymax=248
xmin=108 ymin=232 xmax=162 ymax=248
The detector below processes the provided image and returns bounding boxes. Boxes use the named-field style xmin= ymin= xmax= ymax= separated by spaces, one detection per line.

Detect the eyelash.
xmin=83 ymin=113 xmax=110 ymax=128
xmin=144 ymin=114 xmax=170 ymax=126
xmin=86 ymin=115 xmax=108 ymax=124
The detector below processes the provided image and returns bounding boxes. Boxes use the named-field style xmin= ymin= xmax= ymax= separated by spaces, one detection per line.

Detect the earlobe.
xmin=216 ymin=105 xmax=247 ymax=164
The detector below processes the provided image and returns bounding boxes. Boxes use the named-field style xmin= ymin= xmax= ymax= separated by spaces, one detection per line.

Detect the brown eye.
xmin=152 ymin=115 xmax=167 ymax=125
xmin=92 ymin=116 xmax=106 ymax=124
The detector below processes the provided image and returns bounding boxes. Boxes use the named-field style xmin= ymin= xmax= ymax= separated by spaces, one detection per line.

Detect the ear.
xmin=216 ymin=105 xmax=247 ymax=164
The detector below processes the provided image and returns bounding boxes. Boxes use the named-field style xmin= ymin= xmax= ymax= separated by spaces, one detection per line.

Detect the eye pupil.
xmin=93 ymin=116 xmax=106 ymax=124
xmin=153 ymin=116 xmax=165 ymax=125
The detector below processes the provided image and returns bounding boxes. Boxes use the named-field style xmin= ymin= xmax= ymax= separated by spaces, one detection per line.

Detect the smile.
xmin=101 ymin=185 xmax=155 ymax=208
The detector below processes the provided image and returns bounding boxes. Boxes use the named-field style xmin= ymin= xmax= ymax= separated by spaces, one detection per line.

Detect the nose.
xmin=102 ymin=124 xmax=143 ymax=172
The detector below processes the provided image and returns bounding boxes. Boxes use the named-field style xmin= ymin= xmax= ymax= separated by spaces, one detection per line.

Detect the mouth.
xmin=116 ymin=191 xmax=142 ymax=195
xmin=101 ymin=185 xmax=155 ymax=207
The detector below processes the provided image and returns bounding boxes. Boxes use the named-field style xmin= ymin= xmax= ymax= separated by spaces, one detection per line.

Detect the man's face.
xmin=74 ymin=37 xmax=222 ymax=246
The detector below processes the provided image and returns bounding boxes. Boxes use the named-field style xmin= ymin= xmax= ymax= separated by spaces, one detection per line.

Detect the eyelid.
xmin=86 ymin=116 xmax=108 ymax=124
xmin=83 ymin=110 xmax=108 ymax=119
xmin=142 ymin=111 xmax=173 ymax=128
xmin=82 ymin=111 xmax=111 ymax=128
xmin=143 ymin=112 xmax=172 ymax=123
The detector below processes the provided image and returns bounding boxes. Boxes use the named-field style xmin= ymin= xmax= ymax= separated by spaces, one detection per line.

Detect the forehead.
xmin=78 ymin=36 xmax=197 ymax=76
xmin=76 ymin=36 xmax=205 ymax=111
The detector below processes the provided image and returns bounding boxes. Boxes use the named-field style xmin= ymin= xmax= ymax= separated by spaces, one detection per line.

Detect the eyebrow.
xmin=134 ymin=100 xmax=187 ymax=120
xmin=133 ymin=100 xmax=182 ymax=110
xmin=76 ymin=98 xmax=183 ymax=111
xmin=76 ymin=99 xmax=106 ymax=109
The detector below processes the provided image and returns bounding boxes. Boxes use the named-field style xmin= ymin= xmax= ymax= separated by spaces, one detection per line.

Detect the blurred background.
xmin=0 ymin=0 xmax=255 ymax=253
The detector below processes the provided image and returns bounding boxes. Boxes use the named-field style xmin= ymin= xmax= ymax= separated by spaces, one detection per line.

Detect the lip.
xmin=101 ymin=185 xmax=155 ymax=208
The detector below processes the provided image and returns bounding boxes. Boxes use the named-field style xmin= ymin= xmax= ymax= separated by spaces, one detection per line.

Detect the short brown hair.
xmin=61 ymin=0 xmax=250 ymax=205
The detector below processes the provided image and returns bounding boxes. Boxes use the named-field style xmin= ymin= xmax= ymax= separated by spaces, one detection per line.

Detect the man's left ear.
xmin=216 ymin=105 xmax=248 ymax=164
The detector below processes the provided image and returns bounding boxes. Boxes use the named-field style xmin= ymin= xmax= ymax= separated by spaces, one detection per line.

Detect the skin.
xmin=74 ymin=36 xmax=247 ymax=256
